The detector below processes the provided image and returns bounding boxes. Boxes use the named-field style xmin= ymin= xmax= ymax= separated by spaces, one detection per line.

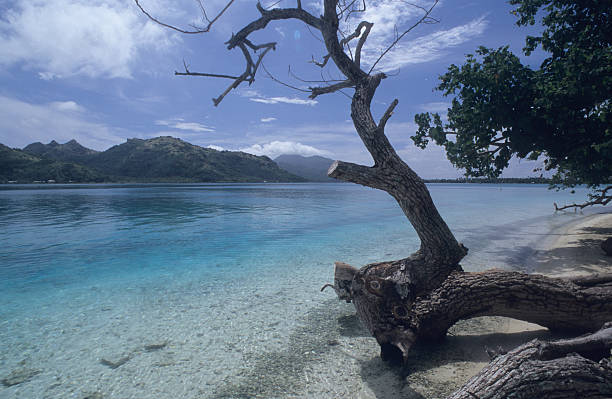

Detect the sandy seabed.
xmin=1 ymin=212 xmax=610 ymax=399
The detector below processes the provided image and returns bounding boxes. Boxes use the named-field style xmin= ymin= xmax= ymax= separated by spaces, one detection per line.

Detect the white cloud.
xmin=207 ymin=145 xmax=225 ymax=151
xmin=0 ymin=0 xmax=176 ymax=79
xmin=372 ymin=16 xmax=488 ymax=70
xmin=354 ymin=0 xmax=425 ymax=46
xmin=418 ymin=102 xmax=451 ymax=114
xmin=260 ymin=117 xmax=277 ymax=123
xmin=240 ymin=141 xmax=329 ymax=159
xmin=250 ymin=96 xmax=317 ymax=106
xmin=0 ymin=95 xmax=125 ymax=150
xmin=238 ymin=89 xmax=316 ymax=106
xmin=156 ymin=119 xmax=215 ymax=132
xmin=49 ymin=101 xmax=85 ymax=113
xmin=341 ymin=0 xmax=487 ymax=71
xmin=238 ymin=89 xmax=259 ymax=98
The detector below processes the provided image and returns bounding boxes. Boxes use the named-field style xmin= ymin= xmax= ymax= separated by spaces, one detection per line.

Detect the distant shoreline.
xmin=1 ymin=178 xmax=557 ymax=185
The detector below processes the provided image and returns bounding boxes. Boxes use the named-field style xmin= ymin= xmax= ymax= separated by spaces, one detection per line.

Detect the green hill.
xmin=0 ymin=144 xmax=107 ymax=183
xmin=23 ymin=139 xmax=99 ymax=164
xmin=11 ymin=137 xmax=306 ymax=183
xmin=84 ymin=137 xmax=304 ymax=182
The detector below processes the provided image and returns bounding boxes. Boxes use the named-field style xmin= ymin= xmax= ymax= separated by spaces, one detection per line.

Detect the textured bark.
xmin=448 ymin=324 xmax=612 ymax=399
xmin=340 ymin=267 xmax=612 ymax=363
xmin=318 ymin=1 xmax=612 ymax=373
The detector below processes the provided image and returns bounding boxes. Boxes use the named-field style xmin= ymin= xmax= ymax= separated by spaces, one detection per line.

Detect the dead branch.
xmin=212 ymin=43 xmax=276 ymax=105
xmin=554 ymin=185 xmax=612 ymax=211
xmin=354 ymin=22 xmax=373 ymax=67
xmin=288 ymin=65 xmax=345 ymax=83
xmin=309 ymin=80 xmax=355 ymax=98
xmin=448 ymin=323 xmax=612 ymax=399
xmin=134 ymin=0 xmax=235 ymax=34
xmin=310 ymin=54 xmax=332 ymax=68
xmin=325 ymin=21 xmax=373 ymax=67
xmin=379 ymin=99 xmax=399 ymax=130
xmin=369 ymin=0 xmax=439 ymax=73
xmin=262 ymin=64 xmax=310 ymax=93
xmin=175 ymin=60 xmax=239 ymax=79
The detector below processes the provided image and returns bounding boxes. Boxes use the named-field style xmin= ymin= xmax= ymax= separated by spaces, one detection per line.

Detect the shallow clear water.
xmin=0 ymin=183 xmax=603 ymax=398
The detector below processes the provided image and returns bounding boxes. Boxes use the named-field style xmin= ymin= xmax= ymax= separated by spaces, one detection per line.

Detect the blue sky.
xmin=0 ymin=0 xmax=548 ymax=178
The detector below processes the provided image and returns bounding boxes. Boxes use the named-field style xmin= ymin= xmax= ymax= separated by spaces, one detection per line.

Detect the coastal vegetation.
xmin=0 ymin=143 xmax=107 ymax=183
xmin=1 ymin=136 xmax=305 ymax=183
xmin=414 ymin=0 xmax=611 ymax=209
xmin=135 ymin=0 xmax=612 ymax=397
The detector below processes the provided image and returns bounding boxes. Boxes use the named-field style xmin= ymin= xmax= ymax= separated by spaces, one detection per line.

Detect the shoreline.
xmin=293 ymin=210 xmax=611 ymax=399
xmin=0 ymin=194 xmax=609 ymax=399
xmin=528 ymin=211 xmax=612 ymax=277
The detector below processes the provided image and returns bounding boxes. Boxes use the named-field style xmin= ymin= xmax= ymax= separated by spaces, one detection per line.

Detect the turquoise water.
xmin=0 ymin=183 xmax=605 ymax=398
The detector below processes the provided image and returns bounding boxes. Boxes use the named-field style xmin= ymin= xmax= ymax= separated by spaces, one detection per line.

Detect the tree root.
xmin=448 ymin=323 xmax=612 ymax=399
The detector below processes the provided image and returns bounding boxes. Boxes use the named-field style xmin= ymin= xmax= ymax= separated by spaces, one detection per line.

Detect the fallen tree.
xmin=329 ymin=263 xmax=612 ymax=363
xmin=136 ymin=0 xmax=612 ymax=395
xmin=448 ymin=322 xmax=612 ymax=399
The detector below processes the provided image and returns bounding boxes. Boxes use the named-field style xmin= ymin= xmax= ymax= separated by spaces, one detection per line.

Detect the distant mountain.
xmin=84 ymin=137 xmax=304 ymax=182
xmin=23 ymin=139 xmax=99 ymax=164
xmin=275 ymin=154 xmax=336 ymax=182
xmin=5 ymin=137 xmax=305 ymax=183
xmin=0 ymin=144 xmax=107 ymax=183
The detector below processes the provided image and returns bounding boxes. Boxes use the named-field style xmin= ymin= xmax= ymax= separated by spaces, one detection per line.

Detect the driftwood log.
xmin=327 ymin=262 xmax=612 ymax=363
xmin=448 ymin=323 xmax=612 ymax=399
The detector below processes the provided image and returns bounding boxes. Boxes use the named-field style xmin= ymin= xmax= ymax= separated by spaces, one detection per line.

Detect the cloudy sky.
xmin=0 ymin=0 xmax=547 ymax=178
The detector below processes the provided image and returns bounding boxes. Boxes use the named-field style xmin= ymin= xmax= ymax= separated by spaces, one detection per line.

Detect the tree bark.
xmin=317 ymin=0 xmax=612 ymax=369
xmin=333 ymin=262 xmax=612 ymax=363
xmin=448 ymin=323 xmax=612 ymax=399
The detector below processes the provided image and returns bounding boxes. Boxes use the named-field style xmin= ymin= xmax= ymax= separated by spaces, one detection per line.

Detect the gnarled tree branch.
xmin=135 ymin=0 xmax=235 ymax=34
xmin=448 ymin=323 xmax=612 ymax=399
xmin=554 ymin=185 xmax=612 ymax=211
xmin=309 ymin=80 xmax=355 ymax=98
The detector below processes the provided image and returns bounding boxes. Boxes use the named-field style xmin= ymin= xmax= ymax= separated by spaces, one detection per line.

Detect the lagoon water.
xmin=0 ymin=183 xmax=602 ymax=398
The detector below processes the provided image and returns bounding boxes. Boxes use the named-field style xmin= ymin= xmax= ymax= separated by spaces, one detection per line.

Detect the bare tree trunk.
xmin=318 ymin=0 xmax=612 ymax=363
xmin=448 ymin=323 xmax=612 ymax=399
xmin=330 ymin=261 xmax=612 ymax=362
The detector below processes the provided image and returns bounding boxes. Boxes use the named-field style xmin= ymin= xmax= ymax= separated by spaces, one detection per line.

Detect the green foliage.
xmin=6 ymin=137 xmax=305 ymax=183
xmin=85 ymin=137 xmax=304 ymax=182
xmin=0 ymin=144 xmax=108 ymax=183
xmin=413 ymin=0 xmax=611 ymax=189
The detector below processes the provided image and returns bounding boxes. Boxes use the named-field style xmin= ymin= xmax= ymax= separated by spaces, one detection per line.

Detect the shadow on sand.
xmin=504 ymin=224 xmax=611 ymax=275
xmin=359 ymin=317 xmax=559 ymax=399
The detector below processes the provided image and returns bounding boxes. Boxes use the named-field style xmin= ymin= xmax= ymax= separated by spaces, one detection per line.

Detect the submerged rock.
xmin=99 ymin=355 xmax=131 ymax=369
xmin=144 ymin=341 xmax=168 ymax=351
xmin=1 ymin=368 xmax=41 ymax=387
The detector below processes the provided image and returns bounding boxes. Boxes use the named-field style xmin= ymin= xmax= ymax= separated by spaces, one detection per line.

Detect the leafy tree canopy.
xmin=412 ymin=0 xmax=611 ymax=197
